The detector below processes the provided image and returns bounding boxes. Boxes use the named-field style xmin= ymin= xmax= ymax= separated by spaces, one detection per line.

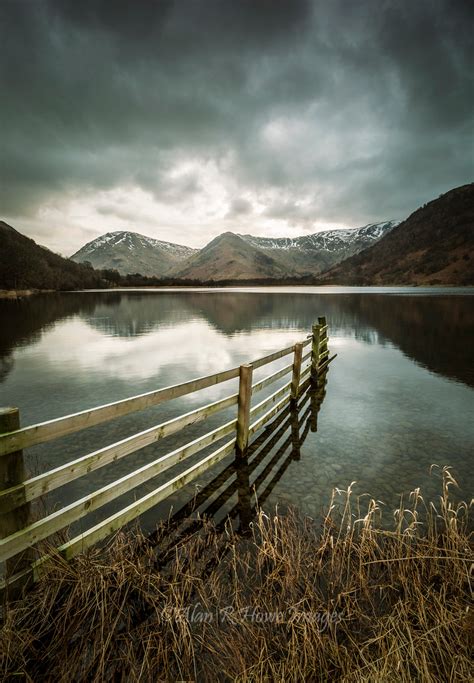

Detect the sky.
xmin=1 ymin=0 xmax=473 ymax=255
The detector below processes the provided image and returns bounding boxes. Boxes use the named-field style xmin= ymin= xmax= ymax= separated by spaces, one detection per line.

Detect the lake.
xmin=0 ymin=287 xmax=473 ymax=538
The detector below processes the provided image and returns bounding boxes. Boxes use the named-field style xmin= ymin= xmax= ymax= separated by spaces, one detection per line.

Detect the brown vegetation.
xmin=321 ymin=183 xmax=474 ymax=286
xmin=0 ymin=290 xmax=38 ymax=299
xmin=0 ymin=468 xmax=472 ymax=681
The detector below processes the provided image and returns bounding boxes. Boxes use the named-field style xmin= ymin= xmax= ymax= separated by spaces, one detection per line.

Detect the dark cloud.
xmin=0 ymin=0 xmax=472 ymax=242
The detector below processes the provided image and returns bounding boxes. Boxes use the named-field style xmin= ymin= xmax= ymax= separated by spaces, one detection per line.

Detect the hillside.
xmin=0 ymin=221 xmax=104 ymax=290
xmin=171 ymin=232 xmax=289 ymax=280
xmin=171 ymin=222 xmax=396 ymax=280
xmin=71 ymin=231 xmax=198 ymax=277
xmin=321 ymin=184 xmax=474 ymax=285
xmin=240 ymin=221 xmax=396 ymax=269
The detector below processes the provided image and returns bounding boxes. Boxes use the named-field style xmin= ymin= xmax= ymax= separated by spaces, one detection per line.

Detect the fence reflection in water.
xmin=145 ymin=369 xmax=330 ymax=564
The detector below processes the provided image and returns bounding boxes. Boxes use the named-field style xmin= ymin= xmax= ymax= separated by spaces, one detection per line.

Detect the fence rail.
xmin=0 ymin=318 xmax=335 ymax=595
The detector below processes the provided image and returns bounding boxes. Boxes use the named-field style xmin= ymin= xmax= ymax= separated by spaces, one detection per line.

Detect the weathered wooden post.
xmin=0 ymin=407 xmax=33 ymax=583
xmin=236 ymin=364 xmax=253 ymax=456
xmin=290 ymin=342 xmax=303 ymax=403
xmin=311 ymin=322 xmax=321 ymax=381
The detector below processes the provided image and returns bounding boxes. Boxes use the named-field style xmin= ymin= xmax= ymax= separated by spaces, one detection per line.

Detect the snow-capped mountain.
xmin=71 ymin=222 xmax=397 ymax=280
xmin=171 ymin=221 xmax=398 ymax=280
xmin=239 ymin=222 xmax=398 ymax=253
xmin=71 ymin=231 xmax=198 ymax=277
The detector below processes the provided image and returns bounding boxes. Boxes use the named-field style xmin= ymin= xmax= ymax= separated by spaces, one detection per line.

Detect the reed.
xmin=1 ymin=467 xmax=472 ymax=682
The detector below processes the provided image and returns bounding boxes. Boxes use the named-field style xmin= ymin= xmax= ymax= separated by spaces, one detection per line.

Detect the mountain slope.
xmin=0 ymin=221 xmax=103 ymax=290
xmin=172 ymin=222 xmax=396 ymax=280
xmin=320 ymin=184 xmax=474 ymax=285
xmin=240 ymin=221 xmax=395 ymax=253
xmin=71 ymin=231 xmax=197 ymax=277
xmin=238 ymin=222 xmax=397 ymax=276
xmin=171 ymin=232 xmax=290 ymax=280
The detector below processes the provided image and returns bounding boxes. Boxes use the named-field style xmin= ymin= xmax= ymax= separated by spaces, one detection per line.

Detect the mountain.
xmin=171 ymin=222 xmax=397 ymax=281
xmin=0 ymin=221 xmax=103 ymax=290
xmin=170 ymin=231 xmax=290 ymax=280
xmin=239 ymin=221 xmax=396 ymax=253
xmin=320 ymin=184 xmax=474 ymax=286
xmin=71 ymin=231 xmax=198 ymax=277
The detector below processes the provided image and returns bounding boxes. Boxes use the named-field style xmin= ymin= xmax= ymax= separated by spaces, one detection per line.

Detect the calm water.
xmin=0 ymin=287 xmax=473 ymax=537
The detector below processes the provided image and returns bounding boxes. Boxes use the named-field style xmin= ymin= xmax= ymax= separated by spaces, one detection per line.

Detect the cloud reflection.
xmin=25 ymin=316 xmax=304 ymax=391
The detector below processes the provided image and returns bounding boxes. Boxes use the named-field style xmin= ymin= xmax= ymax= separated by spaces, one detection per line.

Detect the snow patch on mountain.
xmin=238 ymin=221 xmax=398 ymax=253
xmin=75 ymin=231 xmax=197 ymax=259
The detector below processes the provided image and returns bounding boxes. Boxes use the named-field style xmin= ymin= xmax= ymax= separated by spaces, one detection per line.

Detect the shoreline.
xmin=1 ymin=283 xmax=473 ymax=300
xmin=0 ymin=289 xmax=52 ymax=299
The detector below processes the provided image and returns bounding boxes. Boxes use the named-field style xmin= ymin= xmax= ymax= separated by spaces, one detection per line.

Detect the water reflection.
xmin=0 ymin=288 xmax=472 ymax=533
xmin=0 ymin=294 xmax=97 ymax=385
xmin=0 ymin=289 xmax=473 ymax=388
xmin=145 ymin=377 xmax=319 ymax=556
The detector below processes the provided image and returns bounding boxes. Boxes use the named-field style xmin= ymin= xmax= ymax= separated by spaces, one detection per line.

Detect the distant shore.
xmin=1 ymin=283 xmax=473 ymax=300
xmin=0 ymin=289 xmax=42 ymax=299
xmin=0 ymin=289 xmax=58 ymax=299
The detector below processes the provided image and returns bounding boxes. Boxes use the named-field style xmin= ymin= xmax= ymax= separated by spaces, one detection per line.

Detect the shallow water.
xmin=0 ymin=287 xmax=473 ymax=538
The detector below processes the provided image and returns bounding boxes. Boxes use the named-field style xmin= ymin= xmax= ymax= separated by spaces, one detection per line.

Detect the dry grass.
xmin=0 ymin=467 xmax=472 ymax=682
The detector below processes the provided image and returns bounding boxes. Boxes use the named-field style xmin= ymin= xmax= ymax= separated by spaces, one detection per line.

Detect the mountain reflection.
xmin=0 ymin=290 xmax=473 ymax=388
xmin=0 ymin=294 xmax=97 ymax=383
xmin=335 ymin=294 xmax=474 ymax=388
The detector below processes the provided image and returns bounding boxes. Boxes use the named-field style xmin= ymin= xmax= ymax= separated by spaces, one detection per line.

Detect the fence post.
xmin=311 ymin=322 xmax=321 ymax=381
xmin=0 ymin=407 xmax=33 ymax=581
xmin=291 ymin=342 xmax=303 ymax=402
xmin=236 ymin=364 xmax=253 ymax=456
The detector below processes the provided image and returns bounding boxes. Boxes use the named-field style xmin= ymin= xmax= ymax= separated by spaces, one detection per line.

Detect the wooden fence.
xmin=146 ymin=375 xmax=329 ymax=568
xmin=0 ymin=317 xmax=335 ymax=594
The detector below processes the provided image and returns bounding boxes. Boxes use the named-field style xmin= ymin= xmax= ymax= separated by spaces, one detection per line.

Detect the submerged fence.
xmin=0 ymin=316 xmax=335 ymax=594
xmin=144 ymin=372 xmax=330 ymax=571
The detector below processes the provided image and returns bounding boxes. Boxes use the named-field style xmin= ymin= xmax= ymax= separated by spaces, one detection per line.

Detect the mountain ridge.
xmin=238 ymin=221 xmax=398 ymax=252
xmin=71 ymin=230 xmax=198 ymax=277
xmin=171 ymin=222 xmax=397 ymax=280
xmin=71 ymin=222 xmax=396 ymax=280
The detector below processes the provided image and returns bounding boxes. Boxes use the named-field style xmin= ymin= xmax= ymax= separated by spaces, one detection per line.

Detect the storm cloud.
xmin=1 ymin=0 xmax=472 ymax=253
